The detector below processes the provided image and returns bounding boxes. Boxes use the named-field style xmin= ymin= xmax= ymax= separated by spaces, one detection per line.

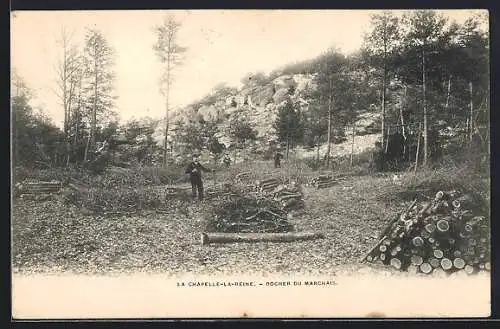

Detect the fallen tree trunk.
xmin=201 ymin=232 xmax=324 ymax=245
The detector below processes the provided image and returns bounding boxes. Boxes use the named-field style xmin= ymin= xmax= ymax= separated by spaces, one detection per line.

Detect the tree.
xmin=314 ymin=48 xmax=349 ymax=165
xmin=11 ymin=73 xmax=65 ymax=168
xmin=228 ymin=110 xmax=258 ymax=160
xmin=451 ymin=15 xmax=489 ymax=141
xmin=274 ymin=98 xmax=304 ymax=158
xmin=401 ymin=10 xmax=448 ymax=167
xmin=82 ymin=28 xmax=116 ymax=162
xmin=363 ymin=11 xmax=401 ymax=147
xmin=153 ymin=15 xmax=187 ymax=166
xmin=53 ymin=27 xmax=83 ymax=166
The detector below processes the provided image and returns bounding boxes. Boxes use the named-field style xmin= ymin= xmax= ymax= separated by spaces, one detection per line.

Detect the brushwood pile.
xmin=363 ymin=189 xmax=491 ymax=275
xmin=205 ymin=176 xmax=305 ymax=233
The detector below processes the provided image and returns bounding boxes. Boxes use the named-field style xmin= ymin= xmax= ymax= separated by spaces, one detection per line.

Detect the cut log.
xmin=200 ymin=232 xmax=325 ymax=245
xmin=360 ymin=235 xmax=389 ymax=263
xmin=441 ymin=258 xmax=453 ymax=270
xmin=262 ymin=181 xmax=279 ymax=188
xmin=432 ymin=268 xmax=447 ymax=278
xmin=433 ymin=249 xmax=444 ymax=259
xmin=425 ymin=223 xmax=436 ymax=233
xmin=277 ymin=194 xmax=302 ymax=201
xmin=261 ymin=178 xmax=280 ymax=185
xmin=412 ymin=236 xmax=424 ymax=247
xmin=317 ymin=182 xmax=335 ymax=188
xmin=421 ymin=230 xmax=431 ymax=239
xmin=429 ymin=258 xmax=440 ymax=268
xmin=453 ymin=258 xmax=466 ymax=269
xmin=411 ymin=255 xmax=423 ymax=266
xmin=436 ymin=219 xmax=450 ymax=232
xmin=407 ymin=265 xmax=418 ymax=274
xmin=390 ymin=258 xmax=402 ymax=270
xmin=464 ymin=265 xmax=475 ymax=274
xmin=420 ymin=263 xmax=432 ymax=274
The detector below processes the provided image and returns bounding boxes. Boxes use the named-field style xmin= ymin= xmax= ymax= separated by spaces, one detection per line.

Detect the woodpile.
xmin=205 ymin=183 xmax=242 ymax=200
xmin=361 ymin=190 xmax=490 ymax=276
xmin=256 ymin=177 xmax=281 ymax=194
xmin=206 ymin=197 xmax=293 ymax=234
xmin=310 ymin=175 xmax=346 ymax=189
xmin=234 ymin=171 xmax=252 ymax=182
xmin=255 ymin=178 xmax=304 ymax=211
xmin=15 ymin=180 xmax=62 ymax=196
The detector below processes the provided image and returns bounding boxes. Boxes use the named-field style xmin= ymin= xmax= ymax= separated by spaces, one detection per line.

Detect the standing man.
xmin=185 ymin=153 xmax=214 ymax=201
xmin=274 ymin=149 xmax=284 ymax=168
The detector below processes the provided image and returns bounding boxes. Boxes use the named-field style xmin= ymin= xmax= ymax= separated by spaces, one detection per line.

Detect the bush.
xmin=13 ymin=164 xmax=188 ymax=189
xmin=69 ymin=186 xmax=191 ymax=213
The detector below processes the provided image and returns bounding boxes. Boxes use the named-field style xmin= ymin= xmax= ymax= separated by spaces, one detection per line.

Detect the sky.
xmin=11 ymin=9 xmax=486 ymax=128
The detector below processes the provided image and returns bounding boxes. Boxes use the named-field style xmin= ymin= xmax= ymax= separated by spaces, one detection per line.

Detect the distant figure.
xmin=223 ymin=153 xmax=231 ymax=167
xmin=274 ymin=150 xmax=284 ymax=168
xmin=185 ymin=154 xmax=214 ymax=201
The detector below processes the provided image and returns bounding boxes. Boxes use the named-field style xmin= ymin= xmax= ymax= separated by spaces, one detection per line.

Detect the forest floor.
xmin=9 ymin=173 xmax=439 ymax=277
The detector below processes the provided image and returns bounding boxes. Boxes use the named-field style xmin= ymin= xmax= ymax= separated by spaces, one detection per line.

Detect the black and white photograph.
xmin=11 ymin=9 xmax=491 ymax=318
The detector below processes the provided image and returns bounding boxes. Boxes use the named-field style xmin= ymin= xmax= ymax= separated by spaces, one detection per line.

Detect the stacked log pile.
xmin=255 ymin=177 xmax=281 ymax=194
xmin=15 ymin=180 xmax=62 ymax=199
xmin=310 ymin=175 xmax=346 ymax=189
xmin=362 ymin=190 xmax=490 ymax=275
xmin=255 ymin=178 xmax=304 ymax=211
xmin=205 ymin=183 xmax=244 ymax=200
xmin=234 ymin=171 xmax=252 ymax=183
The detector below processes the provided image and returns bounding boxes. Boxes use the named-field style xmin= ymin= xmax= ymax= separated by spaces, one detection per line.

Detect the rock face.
xmin=154 ymin=72 xmax=380 ymax=160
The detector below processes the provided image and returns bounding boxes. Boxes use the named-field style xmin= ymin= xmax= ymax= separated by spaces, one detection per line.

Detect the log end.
xmin=201 ymin=232 xmax=209 ymax=246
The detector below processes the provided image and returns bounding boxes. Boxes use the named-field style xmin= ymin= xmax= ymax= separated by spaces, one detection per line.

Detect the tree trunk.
xmin=385 ymin=126 xmax=391 ymax=154
xmin=326 ymin=79 xmax=333 ymax=166
xmin=200 ymin=232 xmax=325 ymax=245
xmin=316 ymin=135 xmax=320 ymax=166
xmin=350 ymin=124 xmax=355 ymax=166
xmin=414 ymin=123 xmax=422 ymax=174
xmin=381 ymin=58 xmax=387 ymax=148
xmin=164 ymin=38 xmax=172 ymax=168
xmin=469 ymin=81 xmax=474 ymax=142
xmin=401 ymin=85 xmax=407 ymax=159
xmin=83 ymin=133 xmax=91 ymax=164
xmin=90 ymin=49 xmax=98 ymax=161
xmin=445 ymin=75 xmax=452 ymax=117
xmin=286 ymin=138 xmax=290 ymax=159
xmin=422 ymin=49 xmax=428 ymax=167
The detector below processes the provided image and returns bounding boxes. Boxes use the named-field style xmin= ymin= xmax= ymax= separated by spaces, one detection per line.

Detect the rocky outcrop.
xmin=152 ymin=72 xmax=380 ymax=160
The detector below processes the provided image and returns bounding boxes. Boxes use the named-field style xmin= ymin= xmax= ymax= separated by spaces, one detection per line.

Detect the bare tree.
xmin=153 ymin=15 xmax=187 ymax=166
xmin=54 ymin=27 xmax=82 ymax=166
